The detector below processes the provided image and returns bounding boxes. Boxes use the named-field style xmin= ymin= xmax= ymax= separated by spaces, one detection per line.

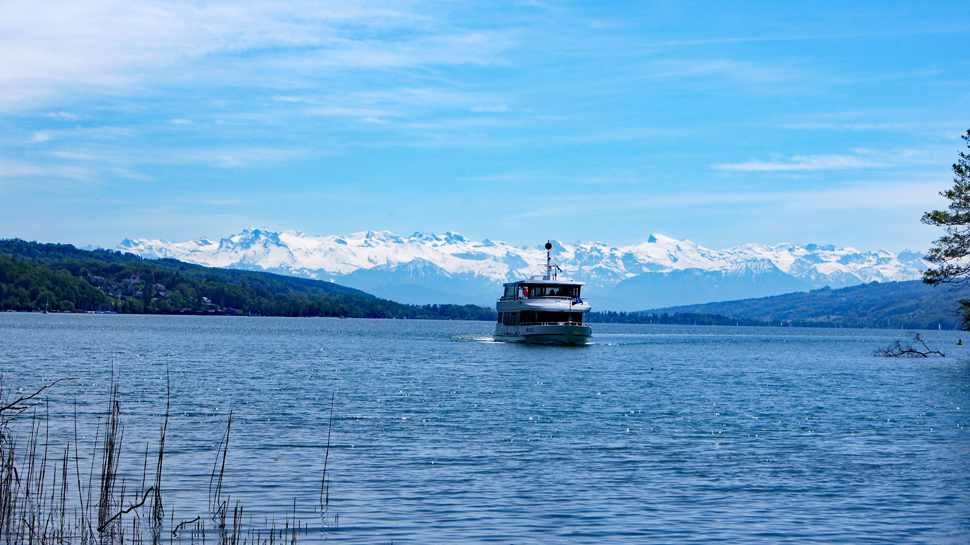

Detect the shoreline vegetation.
xmin=0 ymin=239 xmax=493 ymax=321
xmin=0 ymin=376 xmax=333 ymax=544
xmin=2 ymin=238 xmax=963 ymax=330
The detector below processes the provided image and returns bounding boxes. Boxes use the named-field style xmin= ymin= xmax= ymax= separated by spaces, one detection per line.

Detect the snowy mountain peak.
xmin=118 ymin=228 xmax=929 ymax=310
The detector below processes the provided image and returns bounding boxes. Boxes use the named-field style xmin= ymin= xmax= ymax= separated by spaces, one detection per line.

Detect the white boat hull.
xmin=493 ymin=324 xmax=592 ymax=345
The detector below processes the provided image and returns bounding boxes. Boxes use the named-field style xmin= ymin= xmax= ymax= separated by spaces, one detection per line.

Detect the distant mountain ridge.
xmin=118 ymin=228 xmax=929 ymax=310
xmin=638 ymin=280 xmax=963 ymax=330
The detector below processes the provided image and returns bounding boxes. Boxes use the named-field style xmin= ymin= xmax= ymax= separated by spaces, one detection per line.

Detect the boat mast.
xmin=544 ymin=241 xmax=557 ymax=280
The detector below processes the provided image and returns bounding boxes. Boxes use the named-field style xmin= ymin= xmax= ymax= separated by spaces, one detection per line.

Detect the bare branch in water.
xmin=0 ymin=377 xmax=77 ymax=425
xmin=875 ymin=333 xmax=947 ymax=357
xmin=97 ymin=485 xmax=155 ymax=532
xmin=172 ymin=516 xmax=201 ymax=537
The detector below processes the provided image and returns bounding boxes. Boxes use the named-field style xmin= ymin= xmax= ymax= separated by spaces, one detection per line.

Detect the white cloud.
xmin=780 ymin=181 xmax=948 ymax=211
xmin=189 ymin=196 xmax=250 ymax=207
xmin=52 ymin=151 xmax=99 ymax=160
xmin=185 ymin=147 xmax=305 ymax=168
xmin=46 ymin=111 xmax=78 ymax=120
xmin=31 ymin=131 xmax=52 ymax=143
xmin=0 ymin=0 xmax=513 ymax=111
xmin=289 ymin=86 xmax=511 ymax=127
xmin=0 ymin=159 xmax=92 ymax=181
xmin=471 ymin=104 xmax=508 ymax=113
xmin=715 ymin=154 xmax=890 ymax=172
xmin=308 ymin=106 xmax=391 ymax=119
xmin=517 ymin=180 xmax=947 ymax=219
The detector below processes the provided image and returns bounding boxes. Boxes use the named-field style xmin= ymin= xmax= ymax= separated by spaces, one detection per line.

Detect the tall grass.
xmin=0 ymin=376 xmax=334 ymax=544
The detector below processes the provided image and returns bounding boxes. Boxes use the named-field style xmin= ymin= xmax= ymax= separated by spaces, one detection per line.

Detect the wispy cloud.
xmin=715 ymin=154 xmax=891 ymax=172
xmin=471 ymin=104 xmax=508 ymax=113
xmin=644 ymin=24 xmax=970 ymax=50
xmin=270 ymin=82 xmax=513 ymax=129
xmin=52 ymin=151 xmax=102 ymax=161
xmin=0 ymin=1 xmax=513 ymax=111
xmin=650 ymin=58 xmax=802 ymax=85
xmin=307 ymin=106 xmax=392 ymax=119
xmin=46 ymin=111 xmax=78 ymax=120
xmin=185 ymin=147 xmax=305 ymax=168
xmin=300 ymin=30 xmax=512 ymax=70
xmin=782 ymin=121 xmax=915 ymax=131
xmin=185 ymin=196 xmax=250 ymax=207
xmin=517 ymin=179 xmax=946 ymax=220
xmin=0 ymin=159 xmax=93 ymax=181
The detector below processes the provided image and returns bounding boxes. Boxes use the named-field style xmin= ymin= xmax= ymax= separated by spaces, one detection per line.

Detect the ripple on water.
xmin=1 ymin=315 xmax=968 ymax=544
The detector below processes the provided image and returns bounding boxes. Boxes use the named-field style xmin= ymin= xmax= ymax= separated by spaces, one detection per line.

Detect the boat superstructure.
xmin=493 ymin=242 xmax=592 ymax=345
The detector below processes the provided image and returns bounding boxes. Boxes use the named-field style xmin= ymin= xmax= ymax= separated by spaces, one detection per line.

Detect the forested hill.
xmin=0 ymin=239 xmax=495 ymax=320
xmin=632 ymin=280 xmax=964 ymax=330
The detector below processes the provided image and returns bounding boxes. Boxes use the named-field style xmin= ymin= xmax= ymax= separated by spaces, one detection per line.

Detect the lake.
xmin=1 ymin=313 xmax=968 ymax=543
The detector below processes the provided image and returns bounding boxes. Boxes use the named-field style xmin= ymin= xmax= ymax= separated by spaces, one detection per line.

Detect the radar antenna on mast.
xmin=544 ymin=241 xmax=562 ymax=280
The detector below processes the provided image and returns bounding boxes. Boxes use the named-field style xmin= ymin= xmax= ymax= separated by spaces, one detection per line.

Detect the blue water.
xmin=2 ymin=313 xmax=968 ymax=543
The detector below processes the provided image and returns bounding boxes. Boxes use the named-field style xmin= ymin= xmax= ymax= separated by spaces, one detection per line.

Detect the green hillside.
xmin=0 ymin=239 xmax=495 ymax=320
xmin=632 ymin=280 xmax=964 ymax=330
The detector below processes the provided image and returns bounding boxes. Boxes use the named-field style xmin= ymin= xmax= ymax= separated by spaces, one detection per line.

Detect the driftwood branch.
xmin=875 ymin=333 xmax=946 ymax=357
xmin=0 ymin=377 xmax=77 ymax=413
xmin=172 ymin=516 xmax=201 ymax=537
xmin=97 ymin=486 xmax=155 ymax=532
xmin=0 ymin=377 xmax=77 ymax=426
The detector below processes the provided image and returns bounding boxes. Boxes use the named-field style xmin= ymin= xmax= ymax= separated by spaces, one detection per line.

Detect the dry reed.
xmin=0 ymin=376 xmax=334 ymax=545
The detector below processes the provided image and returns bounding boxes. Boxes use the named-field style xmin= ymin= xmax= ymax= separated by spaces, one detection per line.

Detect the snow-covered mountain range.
xmin=118 ymin=228 xmax=928 ymax=310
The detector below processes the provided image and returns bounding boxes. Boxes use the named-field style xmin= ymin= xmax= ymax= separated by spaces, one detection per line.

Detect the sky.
xmin=2 ymin=0 xmax=969 ymax=253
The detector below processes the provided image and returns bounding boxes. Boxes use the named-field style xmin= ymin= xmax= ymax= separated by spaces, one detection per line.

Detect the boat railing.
xmin=498 ymin=296 xmax=586 ymax=302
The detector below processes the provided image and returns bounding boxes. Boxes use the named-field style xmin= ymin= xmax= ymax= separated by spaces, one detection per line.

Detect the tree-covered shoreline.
xmin=618 ymin=281 xmax=964 ymax=330
xmin=0 ymin=239 xmax=495 ymax=320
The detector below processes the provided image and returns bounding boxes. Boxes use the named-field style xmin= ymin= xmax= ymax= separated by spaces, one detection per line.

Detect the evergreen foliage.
xmin=922 ymin=128 xmax=970 ymax=328
xmin=0 ymin=239 xmax=495 ymax=320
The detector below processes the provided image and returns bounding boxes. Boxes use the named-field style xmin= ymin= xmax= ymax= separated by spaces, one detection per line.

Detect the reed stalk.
xmin=0 ymin=377 xmax=336 ymax=545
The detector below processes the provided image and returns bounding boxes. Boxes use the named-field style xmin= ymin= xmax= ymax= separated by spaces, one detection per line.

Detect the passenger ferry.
xmin=493 ymin=242 xmax=592 ymax=345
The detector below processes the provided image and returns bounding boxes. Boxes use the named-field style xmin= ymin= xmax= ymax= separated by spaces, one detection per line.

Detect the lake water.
xmin=2 ymin=313 xmax=968 ymax=543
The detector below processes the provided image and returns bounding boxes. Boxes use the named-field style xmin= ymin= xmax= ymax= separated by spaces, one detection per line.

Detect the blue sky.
xmin=2 ymin=0 xmax=968 ymax=252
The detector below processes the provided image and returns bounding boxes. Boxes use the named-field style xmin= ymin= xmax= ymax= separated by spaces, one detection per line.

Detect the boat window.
xmin=523 ymin=285 xmax=581 ymax=298
xmin=520 ymin=311 xmax=581 ymax=324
